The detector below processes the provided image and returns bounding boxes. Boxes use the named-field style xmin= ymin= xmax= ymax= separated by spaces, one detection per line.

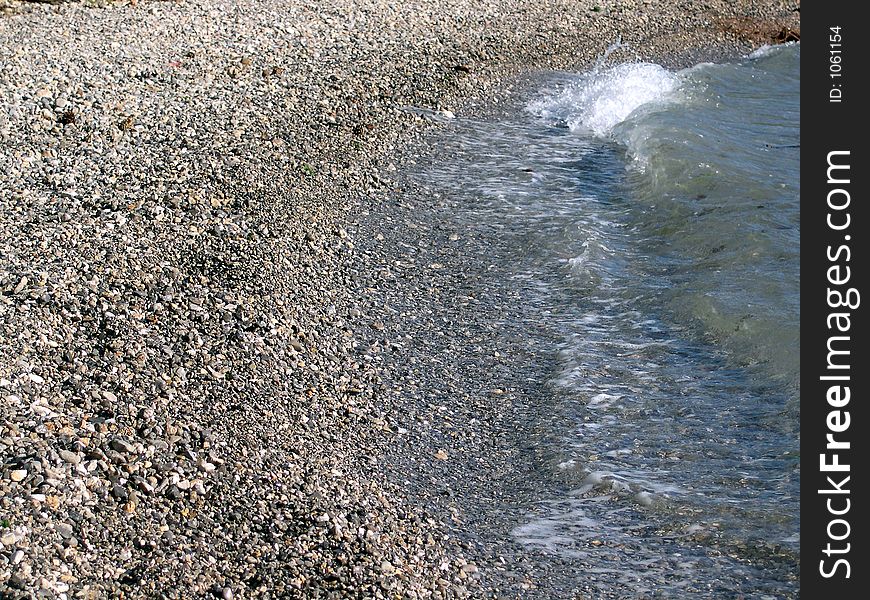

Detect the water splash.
xmin=591 ymin=36 xmax=627 ymax=72
xmin=528 ymin=62 xmax=681 ymax=137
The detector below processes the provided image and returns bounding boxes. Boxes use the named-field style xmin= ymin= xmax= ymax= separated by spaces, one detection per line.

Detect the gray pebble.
xmin=111 ymin=484 xmax=129 ymax=502
xmin=110 ymin=439 xmax=136 ymax=454
xmin=59 ymin=450 xmax=81 ymax=465
xmin=56 ymin=523 xmax=74 ymax=539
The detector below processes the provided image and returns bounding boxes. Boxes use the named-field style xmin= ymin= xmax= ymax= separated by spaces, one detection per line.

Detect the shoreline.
xmin=1 ymin=1 xmax=799 ymax=597
xmin=374 ymin=44 xmax=800 ymax=598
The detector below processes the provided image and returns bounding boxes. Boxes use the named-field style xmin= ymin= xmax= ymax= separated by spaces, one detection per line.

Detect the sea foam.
xmin=528 ymin=63 xmax=681 ymax=137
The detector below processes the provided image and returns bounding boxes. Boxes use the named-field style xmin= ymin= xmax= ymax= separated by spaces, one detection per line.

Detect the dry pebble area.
xmin=0 ymin=1 xmax=798 ymax=597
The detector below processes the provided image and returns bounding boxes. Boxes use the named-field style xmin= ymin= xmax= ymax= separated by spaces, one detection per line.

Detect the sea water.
xmin=413 ymin=43 xmax=800 ymax=596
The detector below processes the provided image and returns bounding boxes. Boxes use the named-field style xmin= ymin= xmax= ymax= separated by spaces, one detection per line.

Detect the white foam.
xmin=528 ymin=63 xmax=681 ymax=137
xmin=587 ymin=392 xmax=621 ymax=408
xmin=747 ymin=42 xmax=797 ymax=59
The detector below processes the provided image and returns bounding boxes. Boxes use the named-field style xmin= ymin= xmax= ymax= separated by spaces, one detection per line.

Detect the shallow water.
xmin=413 ymin=44 xmax=800 ymax=596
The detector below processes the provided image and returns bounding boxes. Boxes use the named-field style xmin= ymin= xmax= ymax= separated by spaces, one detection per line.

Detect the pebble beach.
xmin=1 ymin=1 xmax=799 ymax=598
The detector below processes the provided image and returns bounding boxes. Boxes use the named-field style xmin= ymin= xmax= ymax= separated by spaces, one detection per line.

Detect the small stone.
xmin=112 ymin=484 xmax=129 ymax=502
xmin=136 ymin=479 xmax=154 ymax=494
xmin=56 ymin=523 xmax=74 ymax=539
xmin=221 ymin=588 xmax=234 ymax=600
xmin=10 ymin=469 xmax=27 ymax=482
xmin=59 ymin=450 xmax=81 ymax=465
xmin=110 ymin=438 xmax=136 ymax=454
xmin=1 ymin=532 xmax=16 ymax=545
xmin=11 ymin=549 xmax=24 ymax=564
xmin=635 ymin=491 xmax=655 ymax=507
xmin=461 ymin=563 xmax=478 ymax=574
xmin=434 ymin=450 xmax=448 ymax=461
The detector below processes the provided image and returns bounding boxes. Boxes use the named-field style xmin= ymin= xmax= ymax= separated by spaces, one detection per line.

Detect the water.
xmin=412 ymin=44 xmax=799 ymax=596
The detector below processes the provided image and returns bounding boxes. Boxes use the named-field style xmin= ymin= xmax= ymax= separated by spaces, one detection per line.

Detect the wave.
xmin=527 ymin=62 xmax=681 ymax=137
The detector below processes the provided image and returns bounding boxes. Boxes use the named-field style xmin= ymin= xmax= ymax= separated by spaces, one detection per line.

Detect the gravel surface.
xmin=1 ymin=1 xmax=798 ymax=598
